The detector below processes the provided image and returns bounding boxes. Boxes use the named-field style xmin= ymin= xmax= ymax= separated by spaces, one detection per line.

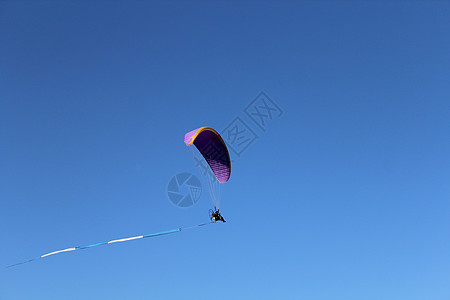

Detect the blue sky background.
xmin=1 ymin=1 xmax=449 ymax=299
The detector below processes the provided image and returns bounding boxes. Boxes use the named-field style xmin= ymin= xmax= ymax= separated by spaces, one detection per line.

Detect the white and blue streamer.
xmin=7 ymin=222 xmax=213 ymax=268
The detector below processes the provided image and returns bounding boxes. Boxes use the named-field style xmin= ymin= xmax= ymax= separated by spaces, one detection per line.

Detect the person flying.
xmin=210 ymin=209 xmax=226 ymax=223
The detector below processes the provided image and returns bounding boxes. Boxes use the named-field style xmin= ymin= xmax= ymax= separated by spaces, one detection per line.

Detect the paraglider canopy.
xmin=184 ymin=127 xmax=231 ymax=183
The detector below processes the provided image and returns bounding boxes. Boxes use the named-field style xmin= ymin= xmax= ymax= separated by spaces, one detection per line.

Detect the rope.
xmin=190 ymin=146 xmax=218 ymax=208
xmin=6 ymin=222 xmax=214 ymax=268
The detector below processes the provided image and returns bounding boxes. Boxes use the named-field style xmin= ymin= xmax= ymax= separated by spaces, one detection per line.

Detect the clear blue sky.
xmin=1 ymin=1 xmax=449 ymax=299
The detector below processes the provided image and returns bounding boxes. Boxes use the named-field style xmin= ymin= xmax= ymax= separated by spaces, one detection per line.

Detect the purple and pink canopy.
xmin=184 ymin=127 xmax=231 ymax=183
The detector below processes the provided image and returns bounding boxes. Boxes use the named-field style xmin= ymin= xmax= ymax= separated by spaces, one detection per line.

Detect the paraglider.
xmin=7 ymin=126 xmax=231 ymax=268
xmin=184 ymin=126 xmax=231 ymax=183
xmin=184 ymin=126 xmax=231 ymax=222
